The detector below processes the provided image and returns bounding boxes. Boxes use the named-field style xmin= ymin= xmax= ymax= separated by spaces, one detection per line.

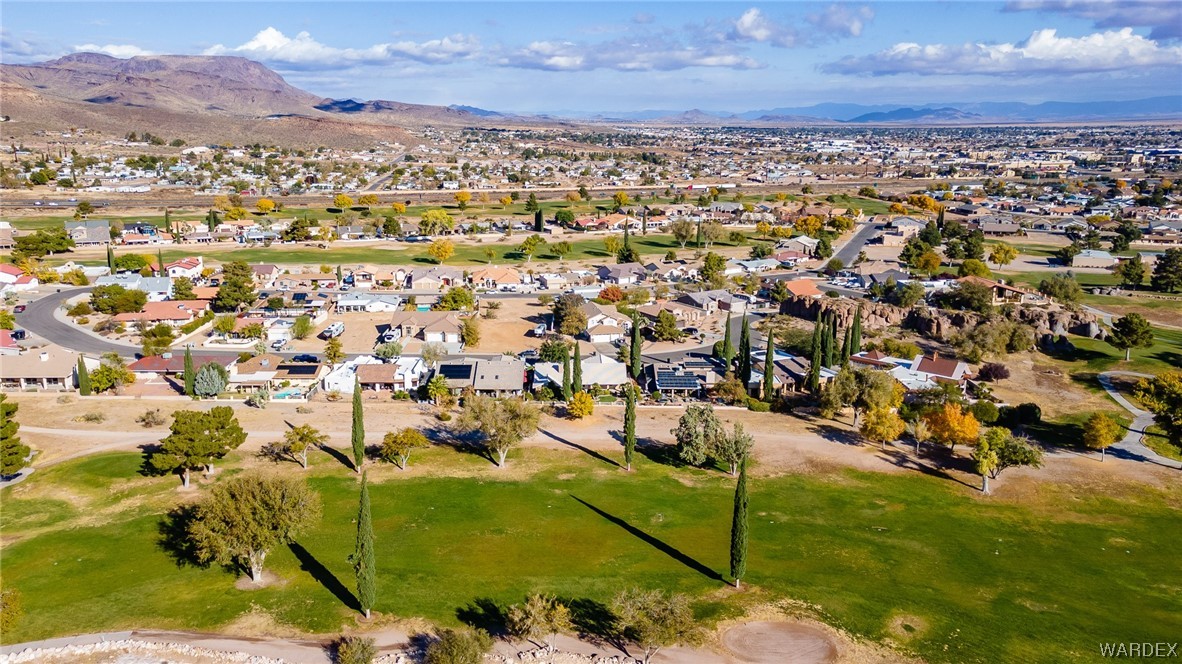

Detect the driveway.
xmin=832 ymin=220 xmax=882 ymax=267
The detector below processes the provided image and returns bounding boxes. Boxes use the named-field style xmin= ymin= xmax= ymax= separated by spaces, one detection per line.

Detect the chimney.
xmin=40 ymin=352 xmax=49 ymax=362
xmin=162 ymin=352 xmax=172 ymax=359
xmin=261 ymin=359 xmax=270 ymax=368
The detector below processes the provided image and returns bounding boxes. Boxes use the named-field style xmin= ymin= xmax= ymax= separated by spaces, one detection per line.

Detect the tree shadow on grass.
xmin=420 ymin=424 xmax=498 ymax=466
xmin=319 ymin=444 xmax=358 ymax=472
xmin=561 ymin=596 xmax=625 ymax=651
xmin=157 ymin=503 xmax=204 ymax=569
xmin=288 ymin=542 xmax=360 ymax=612
xmin=634 ymin=437 xmax=685 ymax=467
xmin=539 ymin=428 xmax=621 ymax=468
xmin=570 ymin=494 xmax=723 ymax=583
xmin=875 ymin=448 xmax=978 ymax=490
xmin=456 ymin=597 xmax=509 ymax=638
xmin=808 ymin=423 xmax=864 ymax=447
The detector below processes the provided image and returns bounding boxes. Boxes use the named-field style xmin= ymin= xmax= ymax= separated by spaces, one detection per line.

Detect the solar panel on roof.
xmin=280 ymin=364 xmax=318 ymax=376
xmin=439 ymin=364 xmax=474 ymax=380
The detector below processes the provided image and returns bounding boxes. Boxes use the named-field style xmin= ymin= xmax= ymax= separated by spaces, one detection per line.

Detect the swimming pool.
xmin=273 ymin=388 xmax=303 ymax=399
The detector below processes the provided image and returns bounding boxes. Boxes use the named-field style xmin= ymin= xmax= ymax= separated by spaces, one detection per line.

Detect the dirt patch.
xmin=722 ymin=621 xmax=838 ymax=664
xmin=885 ymin=614 xmax=928 ymax=642
xmin=219 ymin=606 xmax=308 ymax=639
xmin=233 ymin=570 xmax=287 ymax=592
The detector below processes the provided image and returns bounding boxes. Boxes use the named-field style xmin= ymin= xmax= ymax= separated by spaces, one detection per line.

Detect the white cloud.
xmin=822 ymin=28 xmax=1182 ymax=76
xmin=497 ymin=38 xmax=762 ymax=72
xmin=807 ymin=4 xmax=874 ymax=38
xmin=731 ymin=8 xmax=799 ymax=47
xmin=727 ymin=5 xmax=873 ymax=48
xmin=1004 ymin=1 xmax=1182 ymax=41
xmin=73 ymin=43 xmax=154 ymax=58
xmin=203 ymin=27 xmax=479 ymax=69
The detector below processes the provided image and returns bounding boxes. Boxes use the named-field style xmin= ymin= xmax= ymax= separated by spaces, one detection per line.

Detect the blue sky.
xmin=2 ymin=1 xmax=1180 ymax=112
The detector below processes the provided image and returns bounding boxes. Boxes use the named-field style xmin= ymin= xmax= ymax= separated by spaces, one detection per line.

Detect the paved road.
xmin=15 ymin=287 xmax=144 ymax=357
xmin=832 ymin=220 xmax=882 ymax=267
xmin=1097 ymin=371 xmax=1180 ymax=470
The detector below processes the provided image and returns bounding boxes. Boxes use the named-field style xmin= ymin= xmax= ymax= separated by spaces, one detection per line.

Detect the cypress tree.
xmin=808 ymin=337 xmax=822 ymax=394
xmin=719 ymin=312 xmax=734 ymax=365
xmin=696 ymin=217 xmax=703 ymax=248
xmin=762 ymin=331 xmax=775 ymax=402
xmin=936 ymin=206 xmax=945 ymax=229
xmin=641 ymin=208 xmax=647 ymax=235
xmin=730 ymin=455 xmax=749 ymax=589
xmin=821 ymin=317 xmax=833 ymax=369
xmin=206 ymin=210 xmax=217 ymax=232
xmin=156 ymin=247 xmax=165 ymax=276
xmin=809 ymin=316 xmax=821 ymax=358
xmin=562 ymin=355 xmax=572 ymax=401
xmin=534 ymin=209 xmax=543 ymax=233
xmin=164 ymin=208 xmax=171 ymax=236
xmin=351 ymin=472 xmax=376 ymax=619
xmin=737 ymin=315 xmax=752 ymax=386
xmin=851 ymin=307 xmax=863 ymax=355
xmin=624 ymin=386 xmax=637 ymax=471
xmin=840 ymin=327 xmax=852 ymax=365
xmin=571 ymin=342 xmax=583 ymax=394
xmin=629 ymin=314 xmax=643 ymax=381
xmin=351 ymin=379 xmax=365 ymax=473
xmin=76 ymin=357 xmax=91 ymax=396
xmin=336 ymin=264 xmax=343 ymax=283
xmin=182 ymin=347 xmax=195 ymax=397
xmin=106 ymin=244 xmax=115 ymax=271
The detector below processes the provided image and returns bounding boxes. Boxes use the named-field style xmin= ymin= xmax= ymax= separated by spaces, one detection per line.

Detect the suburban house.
xmin=250 ymin=264 xmax=281 ymax=289
xmin=386 ymin=310 xmax=464 ymax=344
xmin=0 ymin=264 xmax=38 ymax=293
xmin=128 ymin=352 xmax=236 ymax=380
xmin=336 ymin=292 xmax=404 ymax=313
xmin=778 ymin=235 xmax=821 ymax=257
xmin=0 ymin=345 xmax=78 ymax=392
xmin=675 ymin=289 xmax=748 ymax=315
xmin=532 ymin=353 xmax=629 ymax=392
xmin=644 ymin=261 xmax=698 ymax=282
xmin=646 ymin=358 xmax=727 ymax=397
xmin=887 ymin=353 xmax=971 ymax=391
xmin=470 ymin=266 xmax=522 ymax=289
xmin=51 ymin=261 xmax=110 ymax=280
xmin=93 ymin=273 xmax=173 ymax=301
xmin=0 ymin=329 xmax=20 ymax=355
xmin=163 ymin=257 xmax=204 ymax=279
xmin=435 ymin=357 xmax=527 ymax=396
xmin=349 ymin=266 xmax=405 ymax=289
xmin=597 ymin=263 xmax=647 ymax=286
xmin=636 ymin=300 xmax=706 ymax=326
xmin=275 ymin=273 xmax=338 ymax=290
xmin=1073 ymin=250 xmax=1119 ymax=269
xmin=354 ymin=356 xmax=427 ymax=393
xmin=955 ymin=276 xmax=1046 ymax=305
xmin=113 ymin=300 xmax=211 ymax=328
xmin=408 ymin=266 xmax=463 ymax=290
xmin=734 ymin=258 xmax=781 ymax=273
xmin=766 ymin=354 xmax=838 ymax=393
xmin=878 ymin=217 xmax=926 ymax=246
xmin=229 ymin=353 xmax=328 ymax=393
xmin=582 ymin=301 xmax=630 ymax=343
xmin=64 ymin=220 xmax=112 ymax=247
xmin=774 ymin=278 xmax=824 ymax=298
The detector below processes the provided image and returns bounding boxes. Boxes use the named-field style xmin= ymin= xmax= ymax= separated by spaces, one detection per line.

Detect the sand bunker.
xmin=722 ymin=621 xmax=838 ymax=664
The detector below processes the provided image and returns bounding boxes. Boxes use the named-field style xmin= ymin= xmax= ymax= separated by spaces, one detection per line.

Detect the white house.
xmin=336 ymin=292 xmax=405 ymax=313
xmin=163 ymin=257 xmax=204 ymax=280
xmin=92 ymin=273 xmax=173 ymax=301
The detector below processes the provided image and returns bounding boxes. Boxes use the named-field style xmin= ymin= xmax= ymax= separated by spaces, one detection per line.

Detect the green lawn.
xmin=2 ymin=446 xmax=1180 ymax=663
xmin=47 ymin=232 xmax=747 ymax=268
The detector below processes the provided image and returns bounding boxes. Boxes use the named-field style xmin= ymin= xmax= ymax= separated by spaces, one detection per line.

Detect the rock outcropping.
xmin=777 ymin=296 xmax=1100 ymax=342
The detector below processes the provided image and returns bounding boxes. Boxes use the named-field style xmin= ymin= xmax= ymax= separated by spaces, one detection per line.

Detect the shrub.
xmin=391 ymin=390 xmax=411 ymax=400
xmin=334 ymin=635 xmax=376 ymax=664
xmin=567 ymin=391 xmax=594 ymax=418
xmin=77 ymin=317 xmax=89 ymax=325
xmin=977 ymin=362 xmax=1011 ymax=381
xmin=968 ymin=400 xmax=999 ymax=424
xmin=178 ymin=311 xmax=214 ymax=335
xmin=747 ymin=397 xmax=771 ymax=412
xmin=436 ymin=411 xmax=452 ymax=422
xmin=425 ymin=629 xmax=493 ymax=664
xmin=0 ymin=589 xmax=22 ymax=633
xmin=56 ymin=394 xmax=74 ymax=404
xmin=296 ymin=405 xmax=314 ymax=414
xmin=999 ymin=402 xmax=1042 ymax=428
xmin=245 ymin=389 xmax=270 ymax=409
xmin=136 ymin=408 xmax=167 ymax=427
xmin=67 ymin=301 xmax=93 ymax=317
xmin=75 ymin=411 xmax=106 ymax=423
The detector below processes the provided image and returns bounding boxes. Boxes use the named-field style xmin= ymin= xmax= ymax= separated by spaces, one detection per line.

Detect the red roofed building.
xmin=114 ymin=300 xmax=211 ymax=327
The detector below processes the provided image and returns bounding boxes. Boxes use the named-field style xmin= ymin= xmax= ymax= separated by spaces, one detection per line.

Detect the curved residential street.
xmin=1097 ymin=371 xmax=1180 ymax=470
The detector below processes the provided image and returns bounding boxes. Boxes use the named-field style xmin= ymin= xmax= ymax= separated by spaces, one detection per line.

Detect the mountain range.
xmin=0 ymin=52 xmax=1178 ymax=148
